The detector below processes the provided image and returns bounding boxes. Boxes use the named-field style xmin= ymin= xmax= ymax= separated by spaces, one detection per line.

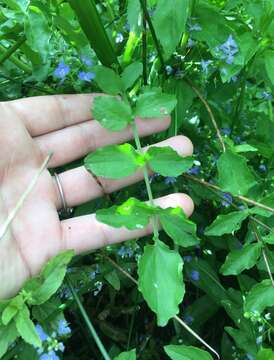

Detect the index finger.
xmin=5 ymin=94 xmax=97 ymax=136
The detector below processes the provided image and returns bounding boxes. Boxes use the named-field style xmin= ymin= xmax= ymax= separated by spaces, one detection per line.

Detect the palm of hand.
xmin=0 ymin=95 xmax=193 ymax=299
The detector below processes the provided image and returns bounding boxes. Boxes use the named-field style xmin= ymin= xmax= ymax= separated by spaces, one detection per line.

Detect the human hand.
xmin=0 ymin=94 xmax=194 ymax=299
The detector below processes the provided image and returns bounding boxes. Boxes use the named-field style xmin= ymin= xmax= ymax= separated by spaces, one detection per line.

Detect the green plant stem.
xmin=66 ymin=276 xmax=111 ymax=360
xmin=0 ymin=41 xmax=31 ymax=74
xmin=0 ymin=35 xmax=26 ymax=65
xmin=142 ymin=0 xmax=148 ymax=85
xmin=251 ymin=222 xmax=274 ymax=288
xmin=138 ymin=0 xmax=165 ymax=70
xmin=132 ymin=122 xmax=159 ymax=241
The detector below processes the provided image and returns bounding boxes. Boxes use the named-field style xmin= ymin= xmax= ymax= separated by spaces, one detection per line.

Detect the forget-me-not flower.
xmin=164 ymin=176 xmax=177 ymax=185
xmin=58 ymin=319 xmax=71 ymax=336
xmin=261 ymin=91 xmax=272 ymax=101
xmin=190 ymin=270 xmax=200 ymax=281
xmin=39 ymin=350 xmax=60 ymax=360
xmin=221 ymin=193 xmax=233 ymax=207
xmin=217 ymin=35 xmax=239 ymax=64
xmin=78 ymin=71 xmax=95 ymax=82
xmin=80 ymin=55 xmax=93 ymax=66
xmin=36 ymin=324 xmax=49 ymax=342
xmin=201 ymin=60 xmax=212 ymax=75
xmin=53 ymin=61 xmax=70 ymax=80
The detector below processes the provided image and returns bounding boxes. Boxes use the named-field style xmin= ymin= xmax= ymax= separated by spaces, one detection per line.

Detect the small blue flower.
xmin=187 ymin=165 xmax=200 ymax=176
xmin=149 ymin=173 xmax=160 ymax=183
xmin=115 ymin=32 xmax=124 ymax=43
xmin=189 ymin=23 xmax=202 ymax=32
xmin=221 ymin=127 xmax=232 ymax=136
xmin=256 ymin=336 xmax=262 ymax=345
xmin=35 ymin=325 xmax=49 ymax=342
xmin=222 ymin=193 xmax=233 ymax=207
xmin=78 ymin=71 xmax=95 ymax=82
xmin=217 ymin=35 xmax=239 ymax=65
xmin=164 ymin=176 xmax=177 ymax=185
xmin=53 ymin=61 xmax=70 ymax=79
xmin=183 ymin=255 xmax=193 ymax=263
xmin=57 ymin=319 xmax=71 ymax=336
xmin=58 ymin=342 xmax=65 ymax=352
xmin=246 ymin=354 xmax=254 ymax=360
xmin=80 ymin=55 xmax=93 ymax=66
xmin=118 ymin=245 xmax=134 ymax=258
xmin=165 ymin=65 xmax=173 ymax=75
xmin=184 ymin=314 xmax=194 ymax=324
xmin=39 ymin=351 xmax=60 ymax=360
xmin=190 ymin=270 xmax=200 ymax=281
xmin=261 ymin=91 xmax=272 ymax=101
xmin=258 ymin=164 xmax=267 ymax=173
xmin=200 ymin=60 xmax=212 ymax=75
xmin=187 ymin=38 xmax=195 ymax=48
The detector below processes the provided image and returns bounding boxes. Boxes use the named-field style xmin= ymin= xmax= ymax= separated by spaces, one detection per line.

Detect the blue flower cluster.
xmin=35 ymin=319 xmax=71 ymax=360
xmin=216 ymin=35 xmax=239 ymax=65
xmin=221 ymin=193 xmax=233 ymax=207
xmin=53 ymin=55 xmax=95 ymax=83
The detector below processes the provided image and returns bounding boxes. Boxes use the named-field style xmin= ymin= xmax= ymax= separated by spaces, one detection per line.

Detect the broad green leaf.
xmin=93 ymin=66 xmax=123 ymax=95
xmin=217 ymin=150 xmax=257 ymax=196
xmin=96 ymin=198 xmax=155 ymax=230
xmin=135 ymin=89 xmax=177 ymax=118
xmin=121 ymin=62 xmax=143 ymax=90
xmin=255 ymin=348 xmax=274 ymax=360
xmin=225 ymin=326 xmax=257 ymax=355
xmin=147 ymin=146 xmax=193 ymax=177
xmin=250 ymin=191 xmax=274 ymax=217
xmin=234 ymin=144 xmax=258 ymax=153
xmin=92 ymin=96 xmax=133 ymax=131
xmin=114 ymin=349 xmax=136 ymax=360
xmin=262 ymin=233 xmax=274 ymax=244
xmin=127 ymin=0 xmax=141 ymax=33
xmin=0 ymin=322 xmax=18 ymax=358
xmin=2 ymin=295 xmax=24 ymax=325
xmin=25 ymin=250 xmax=74 ymax=305
xmin=15 ymin=304 xmax=41 ymax=348
xmin=138 ymin=241 xmax=184 ymax=326
xmin=24 ymin=6 xmax=50 ymax=62
xmin=104 ymin=270 xmax=120 ymax=291
xmin=244 ymin=279 xmax=274 ymax=315
xmin=160 ymin=207 xmax=199 ymax=247
xmin=221 ymin=243 xmax=262 ymax=276
xmin=164 ymin=344 xmax=213 ymax=360
xmin=204 ymin=210 xmax=249 ymax=236
xmin=264 ymin=50 xmax=274 ymax=85
xmin=85 ymin=144 xmax=140 ymax=179
xmin=153 ymin=0 xmax=189 ymax=58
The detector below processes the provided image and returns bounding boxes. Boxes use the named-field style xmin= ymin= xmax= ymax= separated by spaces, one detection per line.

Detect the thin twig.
xmin=0 ymin=153 xmax=52 ymax=241
xmin=183 ymin=174 xmax=274 ymax=214
xmin=105 ymin=256 xmax=220 ymax=359
xmin=251 ymin=222 xmax=274 ymax=288
xmin=185 ymin=79 xmax=226 ymax=153
xmin=138 ymin=0 xmax=165 ymax=70
xmin=174 ymin=315 xmax=220 ymax=359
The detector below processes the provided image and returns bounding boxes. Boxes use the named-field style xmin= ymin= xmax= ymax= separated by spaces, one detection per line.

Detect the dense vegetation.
xmin=0 ymin=0 xmax=274 ymax=359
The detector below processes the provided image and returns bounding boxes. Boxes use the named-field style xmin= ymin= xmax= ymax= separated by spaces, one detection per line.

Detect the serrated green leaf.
xmin=147 ymin=146 xmax=193 ymax=177
xmin=244 ymin=279 xmax=274 ymax=314
xmin=24 ymin=6 xmax=50 ymax=62
xmin=0 ymin=322 xmax=18 ymax=358
xmin=93 ymin=66 xmax=123 ymax=95
xmin=164 ymin=344 xmax=213 ymax=360
xmin=121 ymin=62 xmax=143 ymax=90
xmin=153 ymin=0 xmax=189 ymax=59
xmin=138 ymin=241 xmax=184 ymax=326
xmin=25 ymin=250 xmax=74 ymax=306
xmin=160 ymin=207 xmax=199 ymax=247
xmin=135 ymin=89 xmax=177 ymax=118
xmin=217 ymin=150 xmax=257 ymax=196
xmin=2 ymin=295 xmax=24 ymax=325
xmin=114 ymin=349 xmax=136 ymax=360
xmin=205 ymin=210 xmax=250 ymax=236
xmin=93 ymin=96 xmax=133 ymax=131
xmin=15 ymin=304 xmax=41 ymax=348
xmin=220 ymin=243 xmax=262 ymax=276
xmin=85 ymin=144 xmax=140 ymax=179
xmin=96 ymin=197 xmax=155 ymax=230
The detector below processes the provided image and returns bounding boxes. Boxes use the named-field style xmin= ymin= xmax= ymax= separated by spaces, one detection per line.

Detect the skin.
xmin=0 ymin=94 xmax=194 ymax=299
